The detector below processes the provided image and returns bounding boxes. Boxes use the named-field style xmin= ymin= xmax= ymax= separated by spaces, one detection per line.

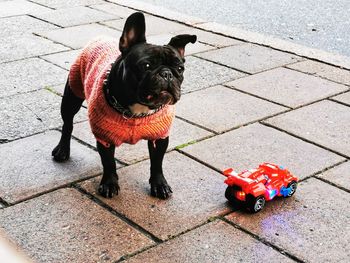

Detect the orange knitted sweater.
xmin=68 ymin=37 xmax=175 ymax=147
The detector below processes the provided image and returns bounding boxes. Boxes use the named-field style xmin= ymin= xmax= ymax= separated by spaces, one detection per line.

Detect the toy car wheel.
xmin=286 ymin=181 xmax=297 ymax=197
xmin=225 ymin=186 xmax=234 ymax=202
xmin=225 ymin=186 xmax=239 ymax=203
xmin=225 ymin=186 xmax=244 ymax=208
xmin=247 ymin=195 xmax=265 ymax=213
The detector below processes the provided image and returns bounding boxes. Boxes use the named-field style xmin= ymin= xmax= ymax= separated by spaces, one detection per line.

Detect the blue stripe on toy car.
xmin=280 ymin=186 xmax=292 ymax=197
xmin=268 ymin=189 xmax=278 ymax=199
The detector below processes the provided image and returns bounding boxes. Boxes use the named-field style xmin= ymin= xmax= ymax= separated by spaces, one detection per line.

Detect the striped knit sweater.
xmin=68 ymin=37 xmax=175 ymax=147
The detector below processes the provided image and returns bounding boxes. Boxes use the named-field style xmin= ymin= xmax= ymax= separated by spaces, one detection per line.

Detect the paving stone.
xmin=0 ymin=0 xmax=51 ymax=18
xmin=89 ymin=3 xmax=135 ymax=18
xmin=0 ymin=131 xmax=101 ymax=203
xmin=182 ymin=123 xmax=345 ymax=180
xmin=73 ymin=118 xmax=212 ymax=164
xmin=226 ymin=178 xmax=350 ymax=263
xmin=227 ymin=67 xmax=348 ymax=108
xmin=0 ymin=34 xmax=69 ymax=63
xmin=46 ymin=83 xmax=65 ymax=97
xmin=146 ymin=33 xmax=215 ymax=56
xmin=126 ymin=220 xmax=294 ymax=263
xmin=38 ymin=24 xmax=121 ymax=49
xmin=183 ymin=43 xmax=215 ymax=56
xmin=173 ymin=28 xmax=243 ymax=48
xmin=35 ymin=6 xmax=116 ymax=27
xmin=287 ymin=60 xmax=350 ymax=86
xmin=41 ymin=49 xmax=81 ymax=70
xmin=108 ymin=0 xmax=205 ymax=25
xmin=317 ymin=161 xmax=350 ymax=191
xmin=182 ymin=56 xmax=247 ymax=93
xmin=79 ymin=152 xmax=230 ymax=240
xmin=0 ymin=58 xmax=67 ymax=98
xmin=29 ymin=0 xmax=104 ymax=9
xmin=264 ymin=100 xmax=350 ymax=157
xmin=332 ymin=91 xmax=350 ymax=106
xmin=176 ymin=85 xmax=287 ymax=133
xmin=101 ymin=15 xmax=190 ymax=36
xmin=0 ymin=15 xmax=58 ymax=37
xmin=0 ymin=89 xmax=86 ymax=141
xmin=0 ymin=188 xmax=154 ymax=262
xmin=45 ymin=84 xmax=88 ymax=108
xmin=197 ymin=43 xmax=302 ymax=73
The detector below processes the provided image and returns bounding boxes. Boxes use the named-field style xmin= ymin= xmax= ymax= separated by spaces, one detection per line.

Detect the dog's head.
xmin=117 ymin=12 xmax=196 ymax=110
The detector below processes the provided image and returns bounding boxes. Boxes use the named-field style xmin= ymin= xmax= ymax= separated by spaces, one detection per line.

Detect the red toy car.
xmin=223 ymin=163 xmax=298 ymax=213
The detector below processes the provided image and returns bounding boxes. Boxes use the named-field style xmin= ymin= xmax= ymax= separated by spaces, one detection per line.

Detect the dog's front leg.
xmin=148 ymin=137 xmax=172 ymax=199
xmin=97 ymin=141 xmax=120 ymax=198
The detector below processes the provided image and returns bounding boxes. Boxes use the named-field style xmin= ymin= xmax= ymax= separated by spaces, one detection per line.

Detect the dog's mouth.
xmin=137 ymin=72 xmax=182 ymax=109
xmin=140 ymin=90 xmax=179 ymax=109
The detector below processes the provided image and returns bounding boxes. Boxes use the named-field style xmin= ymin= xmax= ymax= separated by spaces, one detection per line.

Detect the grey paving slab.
xmin=48 ymin=83 xmax=65 ymax=96
xmin=146 ymin=33 xmax=215 ymax=56
xmin=38 ymin=24 xmax=121 ymax=49
xmin=79 ymin=152 xmax=230 ymax=240
xmin=182 ymin=56 xmax=247 ymax=93
xmin=0 ymin=89 xmax=86 ymax=141
xmin=332 ymin=91 xmax=350 ymax=106
xmin=126 ymin=220 xmax=294 ymax=263
xmin=0 ymin=0 xmax=51 ymax=18
xmin=47 ymin=83 xmax=88 ymax=108
xmin=176 ymin=85 xmax=287 ymax=133
xmin=108 ymin=0 xmax=205 ymax=25
xmin=264 ymin=100 xmax=350 ymax=157
xmin=29 ymin=0 xmax=104 ymax=9
xmin=0 ymin=188 xmax=154 ymax=262
xmin=101 ymin=14 xmax=190 ymax=36
xmin=35 ymin=6 xmax=116 ymax=27
xmin=0 ymin=58 xmax=67 ymax=98
xmin=0 ymin=34 xmax=69 ymax=63
xmin=89 ymin=3 xmax=136 ymax=18
xmin=197 ymin=43 xmax=302 ymax=74
xmin=227 ymin=67 xmax=348 ymax=108
xmin=73 ymin=118 xmax=212 ymax=164
xmin=226 ymin=178 xmax=350 ymax=263
xmin=287 ymin=60 xmax=350 ymax=86
xmin=0 ymin=15 xmax=58 ymax=37
xmin=317 ymin=161 xmax=350 ymax=191
xmin=182 ymin=123 xmax=345 ymax=180
xmin=0 ymin=131 xmax=101 ymax=203
xmin=183 ymin=42 xmax=215 ymax=56
xmin=41 ymin=49 xmax=81 ymax=70
xmin=173 ymin=28 xmax=243 ymax=48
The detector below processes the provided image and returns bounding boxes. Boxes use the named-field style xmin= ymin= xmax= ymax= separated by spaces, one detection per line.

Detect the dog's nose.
xmin=160 ymin=69 xmax=173 ymax=81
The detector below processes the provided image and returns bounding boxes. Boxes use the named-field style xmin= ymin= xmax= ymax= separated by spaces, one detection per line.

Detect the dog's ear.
xmin=119 ymin=12 xmax=146 ymax=54
xmin=168 ymin=34 xmax=197 ymax=58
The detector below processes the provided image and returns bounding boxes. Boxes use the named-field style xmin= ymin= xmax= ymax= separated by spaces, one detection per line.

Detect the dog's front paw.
xmin=98 ymin=174 xmax=120 ymax=198
xmin=52 ymin=143 xmax=70 ymax=162
xmin=150 ymin=178 xmax=173 ymax=199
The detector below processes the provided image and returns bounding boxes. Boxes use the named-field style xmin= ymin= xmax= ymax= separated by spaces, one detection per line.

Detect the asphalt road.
xmin=141 ymin=0 xmax=350 ymax=58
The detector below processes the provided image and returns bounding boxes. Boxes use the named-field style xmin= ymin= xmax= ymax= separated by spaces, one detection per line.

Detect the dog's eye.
xmin=144 ymin=63 xmax=151 ymax=70
xmin=178 ymin=66 xmax=184 ymax=72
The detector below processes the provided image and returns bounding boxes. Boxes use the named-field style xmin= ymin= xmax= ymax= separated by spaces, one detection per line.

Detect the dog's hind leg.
xmin=52 ymin=79 xmax=84 ymax=162
xmin=148 ymin=137 xmax=173 ymax=199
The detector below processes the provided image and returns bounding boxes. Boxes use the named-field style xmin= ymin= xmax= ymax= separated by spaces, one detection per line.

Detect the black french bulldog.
xmin=52 ymin=12 xmax=196 ymax=199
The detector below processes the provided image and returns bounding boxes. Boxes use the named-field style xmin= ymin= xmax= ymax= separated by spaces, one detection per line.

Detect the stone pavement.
xmin=0 ymin=0 xmax=349 ymax=262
